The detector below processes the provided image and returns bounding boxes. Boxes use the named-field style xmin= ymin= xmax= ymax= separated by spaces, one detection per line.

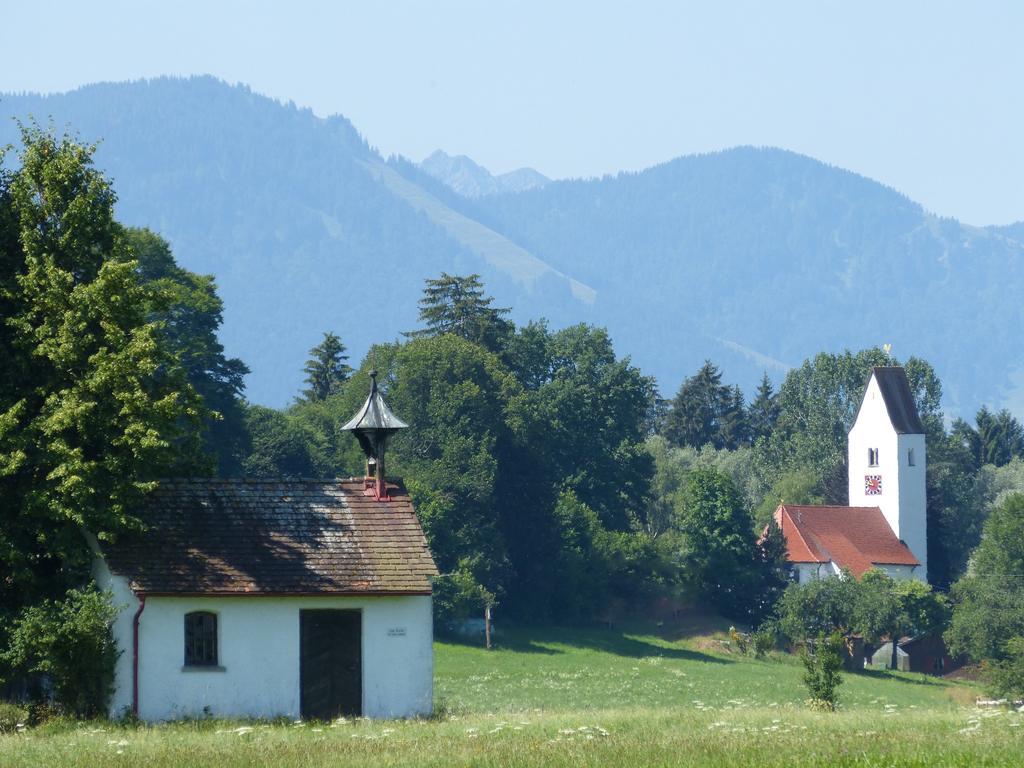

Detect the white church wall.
xmin=848 ymin=376 xmax=899 ymax=517
xmin=792 ymin=561 xmax=842 ymax=584
xmin=847 ymin=374 xmax=927 ymax=582
xmin=874 ymin=564 xmax=920 ymax=581
xmin=896 ymin=432 xmax=928 ymax=580
xmin=95 ymin=579 xmax=433 ymax=721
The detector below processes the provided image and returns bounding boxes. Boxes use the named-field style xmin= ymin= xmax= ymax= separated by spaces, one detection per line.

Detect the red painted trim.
xmin=132 ymin=594 xmax=147 ymax=717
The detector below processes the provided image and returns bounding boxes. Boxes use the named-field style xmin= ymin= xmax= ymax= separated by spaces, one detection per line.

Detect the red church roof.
xmin=774 ymin=504 xmax=920 ymax=577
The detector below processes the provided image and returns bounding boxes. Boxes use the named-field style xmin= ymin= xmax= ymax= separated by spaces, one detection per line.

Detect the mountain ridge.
xmin=2 ymin=76 xmax=1021 ymax=414
xmin=419 ymin=149 xmax=550 ymax=198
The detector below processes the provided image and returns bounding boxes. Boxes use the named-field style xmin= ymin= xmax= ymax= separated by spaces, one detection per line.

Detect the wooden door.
xmin=300 ymin=610 xmax=362 ymax=720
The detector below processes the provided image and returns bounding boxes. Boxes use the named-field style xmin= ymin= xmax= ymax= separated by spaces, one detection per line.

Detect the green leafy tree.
xmin=499 ymin=323 xmax=661 ymax=616
xmin=302 ymin=331 xmax=352 ymax=402
xmin=0 ymin=586 xmax=118 ymax=717
xmin=985 ymin=636 xmax=1024 ymax=700
xmin=0 ymin=128 xmax=205 ymax=611
xmin=678 ymin=468 xmax=759 ymax=619
xmin=126 ymin=228 xmax=249 ymax=475
xmin=384 ymin=334 xmax=518 ymax=592
xmin=406 ymin=273 xmax=512 ymax=354
xmin=241 ymin=405 xmax=322 ymax=478
xmin=946 ymin=493 xmax=1024 ymax=671
xmin=507 ymin=324 xmax=655 ymax=531
xmin=753 ymin=468 xmax=824 ymax=529
xmin=926 ymin=428 xmax=988 ymax=589
xmin=432 ymin=568 xmax=496 ymax=628
xmin=775 ymin=571 xmax=859 ymax=642
xmin=854 ymin=570 xmax=906 ymax=669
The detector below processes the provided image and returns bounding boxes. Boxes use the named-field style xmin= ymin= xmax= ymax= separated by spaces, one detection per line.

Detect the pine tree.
xmin=407 ymin=273 xmax=512 ymax=353
xmin=302 ymin=332 xmax=352 ymax=401
xmin=664 ymin=360 xmax=732 ymax=449
xmin=752 ymin=515 xmax=791 ymax=622
xmin=747 ymin=372 xmax=780 ymax=444
xmin=720 ymin=385 xmax=749 ymax=449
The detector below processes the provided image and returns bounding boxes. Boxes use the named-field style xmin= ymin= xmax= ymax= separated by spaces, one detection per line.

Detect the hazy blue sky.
xmin=2 ymin=1 xmax=1021 ymax=224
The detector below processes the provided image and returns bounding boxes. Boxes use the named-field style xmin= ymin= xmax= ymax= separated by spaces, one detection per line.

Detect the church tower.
xmin=847 ymin=367 xmax=928 ymax=582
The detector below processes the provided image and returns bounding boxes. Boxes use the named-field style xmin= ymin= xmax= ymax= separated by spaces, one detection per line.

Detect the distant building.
xmin=774 ymin=367 xmax=927 ymax=584
xmin=93 ymin=373 xmax=438 ymax=721
xmin=868 ymin=635 xmax=962 ymax=675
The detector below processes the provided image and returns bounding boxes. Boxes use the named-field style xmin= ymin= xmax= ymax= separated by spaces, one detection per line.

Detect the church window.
xmin=184 ymin=611 xmax=218 ymax=666
xmin=868 ymin=448 xmax=879 ymax=467
xmin=908 ymin=448 xmax=915 ymax=466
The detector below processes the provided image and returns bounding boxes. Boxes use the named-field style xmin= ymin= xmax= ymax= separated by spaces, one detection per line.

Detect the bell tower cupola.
xmin=342 ymin=370 xmax=408 ymax=500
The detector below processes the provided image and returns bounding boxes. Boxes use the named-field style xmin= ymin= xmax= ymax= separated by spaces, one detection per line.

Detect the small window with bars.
xmin=868 ymin=448 xmax=879 ymax=467
xmin=184 ymin=611 xmax=218 ymax=667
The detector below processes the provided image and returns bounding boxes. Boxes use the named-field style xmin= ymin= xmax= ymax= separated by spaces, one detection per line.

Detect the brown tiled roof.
xmin=102 ymin=479 xmax=437 ymax=595
xmin=775 ymin=504 xmax=920 ymax=577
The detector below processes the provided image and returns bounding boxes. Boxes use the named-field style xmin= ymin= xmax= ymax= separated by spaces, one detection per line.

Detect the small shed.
xmin=869 ymin=642 xmax=911 ymax=672
xmin=94 ymin=478 xmax=437 ymax=721
xmin=870 ymin=635 xmax=962 ymax=675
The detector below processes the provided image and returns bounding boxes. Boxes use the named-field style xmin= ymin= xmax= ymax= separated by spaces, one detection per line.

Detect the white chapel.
xmin=774 ymin=367 xmax=928 ymax=583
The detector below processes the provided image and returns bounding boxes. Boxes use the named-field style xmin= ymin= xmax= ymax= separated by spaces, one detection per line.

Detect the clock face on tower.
xmin=865 ymin=475 xmax=882 ymax=495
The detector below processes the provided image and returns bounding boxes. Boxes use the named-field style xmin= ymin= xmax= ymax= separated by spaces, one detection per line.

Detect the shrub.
xmin=432 ymin=569 xmax=495 ymax=628
xmin=0 ymin=702 xmax=28 ymax=733
xmin=729 ymin=626 xmax=749 ymax=655
xmin=752 ymin=628 xmax=776 ymax=659
xmin=0 ymin=587 xmax=119 ymax=718
xmin=801 ymin=631 xmax=844 ymax=711
xmin=984 ymin=636 xmax=1024 ymax=700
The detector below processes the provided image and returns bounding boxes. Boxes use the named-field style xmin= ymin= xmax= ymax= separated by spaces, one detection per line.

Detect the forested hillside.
xmin=473 ymin=150 xmax=1024 ymax=415
xmin=4 ymin=77 xmax=1024 ymax=412
xmin=0 ymin=78 xmax=590 ymax=405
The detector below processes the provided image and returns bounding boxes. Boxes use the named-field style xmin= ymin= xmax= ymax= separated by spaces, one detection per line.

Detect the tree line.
xmin=2 ymin=129 xmax=1023 ymax=714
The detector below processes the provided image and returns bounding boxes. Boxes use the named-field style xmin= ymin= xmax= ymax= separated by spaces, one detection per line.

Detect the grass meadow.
xmin=2 ymin=624 xmax=1022 ymax=767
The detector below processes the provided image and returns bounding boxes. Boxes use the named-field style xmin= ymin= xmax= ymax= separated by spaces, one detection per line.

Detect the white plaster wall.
xmin=848 ymin=376 xmax=899 ymax=522
xmin=92 ymin=559 xmax=139 ymax=718
xmin=847 ymin=375 xmax=927 ymax=582
xmin=794 ymin=563 xmax=821 ymax=584
xmin=793 ymin=562 xmax=841 ymax=584
xmin=96 ymin=582 xmax=433 ymax=721
xmin=896 ymin=432 xmax=928 ymax=581
xmin=875 ymin=564 xmax=920 ymax=582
